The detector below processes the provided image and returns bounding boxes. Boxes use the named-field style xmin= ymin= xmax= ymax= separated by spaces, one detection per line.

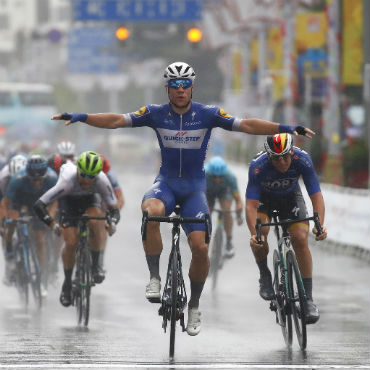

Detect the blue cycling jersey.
xmin=205 ymin=167 xmax=239 ymax=195
xmin=124 ymin=102 xmax=241 ymax=179
xmin=5 ymin=168 xmax=58 ymax=209
xmin=246 ymin=148 xmax=321 ymax=200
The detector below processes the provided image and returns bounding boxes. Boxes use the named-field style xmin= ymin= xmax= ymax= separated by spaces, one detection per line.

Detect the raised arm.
xmin=51 ymin=113 xmax=126 ymax=129
xmin=238 ymin=118 xmax=315 ymax=138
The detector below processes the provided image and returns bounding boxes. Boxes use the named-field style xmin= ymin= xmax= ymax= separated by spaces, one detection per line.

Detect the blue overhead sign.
xmin=67 ymin=27 xmax=121 ymax=74
xmin=73 ymin=0 xmax=203 ymax=22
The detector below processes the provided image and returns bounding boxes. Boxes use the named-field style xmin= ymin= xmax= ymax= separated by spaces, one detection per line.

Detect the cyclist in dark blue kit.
xmin=52 ymin=61 xmax=314 ymax=336
xmin=246 ymin=133 xmax=327 ymax=324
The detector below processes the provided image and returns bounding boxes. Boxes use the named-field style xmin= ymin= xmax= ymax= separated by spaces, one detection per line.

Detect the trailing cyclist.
xmin=34 ymin=151 xmax=120 ymax=308
xmin=205 ymin=156 xmax=243 ymax=258
xmin=52 ymin=61 xmax=314 ymax=335
xmin=245 ymin=133 xmax=327 ymax=324
xmin=0 ymin=154 xmax=28 ymax=284
xmin=2 ymin=155 xmax=58 ymax=295
xmin=47 ymin=140 xmax=76 ymax=175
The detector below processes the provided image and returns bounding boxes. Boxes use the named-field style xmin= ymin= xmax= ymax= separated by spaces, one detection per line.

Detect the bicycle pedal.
xmin=158 ymin=306 xmax=164 ymax=316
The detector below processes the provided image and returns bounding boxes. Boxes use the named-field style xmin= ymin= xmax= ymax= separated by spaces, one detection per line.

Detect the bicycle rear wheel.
xmin=273 ymin=249 xmax=292 ymax=347
xmin=287 ymin=250 xmax=307 ymax=350
xmin=169 ymin=247 xmax=178 ymax=359
xmin=75 ymin=248 xmax=92 ymax=327
xmin=210 ymin=227 xmax=223 ymax=290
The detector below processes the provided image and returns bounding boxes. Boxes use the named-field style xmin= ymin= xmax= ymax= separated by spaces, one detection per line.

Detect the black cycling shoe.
xmin=304 ymin=299 xmax=320 ymax=324
xmin=92 ymin=266 xmax=105 ymax=284
xmin=259 ymin=275 xmax=275 ymax=300
xmin=59 ymin=283 xmax=72 ymax=307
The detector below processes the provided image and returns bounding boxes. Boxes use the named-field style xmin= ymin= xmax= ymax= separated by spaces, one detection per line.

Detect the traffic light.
xmin=187 ymin=27 xmax=202 ymax=45
xmin=115 ymin=26 xmax=130 ymax=44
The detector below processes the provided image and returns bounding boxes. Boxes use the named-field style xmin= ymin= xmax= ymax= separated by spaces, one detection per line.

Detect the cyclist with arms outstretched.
xmin=245 ymin=133 xmax=327 ymax=324
xmin=52 ymin=61 xmax=314 ymax=335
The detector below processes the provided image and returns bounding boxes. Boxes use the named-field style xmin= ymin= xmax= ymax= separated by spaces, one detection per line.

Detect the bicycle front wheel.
xmin=75 ymin=248 xmax=92 ymax=327
xmin=273 ymin=249 xmax=292 ymax=347
xmin=169 ymin=247 xmax=178 ymax=359
xmin=287 ymin=250 xmax=307 ymax=350
xmin=210 ymin=227 xmax=223 ymax=290
xmin=15 ymin=252 xmax=29 ymax=307
xmin=29 ymin=245 xmax=42 ymax=309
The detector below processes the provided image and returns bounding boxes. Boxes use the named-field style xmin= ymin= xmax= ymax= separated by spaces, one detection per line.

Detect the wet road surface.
xmin=0 ymin=166 xmax=368 ymax=369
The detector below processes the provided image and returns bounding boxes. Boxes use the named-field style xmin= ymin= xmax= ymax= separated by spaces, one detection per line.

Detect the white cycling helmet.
xmin=164 ymin=61 xmax=196 ymax=82
xmin=9 ymin=154 xmax=27 ymax=176
xmin=57 ymin=141 xmax=76 ymax=157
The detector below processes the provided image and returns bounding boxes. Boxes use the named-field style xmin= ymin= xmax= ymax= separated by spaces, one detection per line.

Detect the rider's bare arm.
xmin=309 ymin=192 xmax=325 ymax=226
xmin=238 ymin=119 xmax=315 ymax=138
xmin=245 ymin=198 xmax=260 ymax=236
xmin=52 ymin=113 xmax=126 ymax=128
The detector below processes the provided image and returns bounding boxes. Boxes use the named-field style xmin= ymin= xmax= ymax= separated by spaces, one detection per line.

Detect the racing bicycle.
xmin=141 ymin=205 xmax=210 ymax=359
xmin=209 ymin=209 xmax=241 ymax=290
xmin=6 ymin=214 xmax=42 ymax=309
xmin=61 ymin=213 xmax=112 ymax=327
xmin=256 ymin=210 xmax=322 ymax=350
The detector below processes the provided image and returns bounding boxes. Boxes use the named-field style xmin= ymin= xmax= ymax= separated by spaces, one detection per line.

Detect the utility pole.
xmin=363 ymin=0 xmax=370 ymax=188
xmin=283 ymin=1 xmax=296 ymax=125
xmin=322 ymin=0 xmax=343 ymax=184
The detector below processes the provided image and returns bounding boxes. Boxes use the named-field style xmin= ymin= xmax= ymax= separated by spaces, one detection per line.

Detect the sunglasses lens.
xmin=168 ymin=79 xmax=192 ymax=89
xmin=79 ymin=172 xmax=95 ymax=179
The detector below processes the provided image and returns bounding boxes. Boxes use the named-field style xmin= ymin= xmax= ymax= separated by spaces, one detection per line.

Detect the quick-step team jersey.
xmin=246 ymin=147 xmax=321 ymax=200
xmin=123 ymin=102 xmax=241 ymax=179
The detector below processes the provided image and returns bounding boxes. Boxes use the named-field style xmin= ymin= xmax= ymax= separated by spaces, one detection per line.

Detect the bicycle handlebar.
xmin=141 ymin=211 xmax=211 ymax=244
xmin=61 ymin=213 xmax=112 ymax=225
xmin=256 ymin=211 xmax=323 ymax=244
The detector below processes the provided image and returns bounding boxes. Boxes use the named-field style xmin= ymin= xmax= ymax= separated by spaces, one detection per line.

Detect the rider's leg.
xmin=141 ymin=198 xmax=165 ymax=280
xmin=188 ymin=230 xmax=209 ymax=308
xmin=61 ymin=226 xmax=79 ymax=279
xmin=32 ymin=229 xmax=46 ymax=269
xmin=220 ymin=198 xmax=233 ymax=239
xmin=85 ymin=206 xmax=107 ymax=283
xmin=251 ymin=212 xmax=274 ymax=300
xmin=60 ymin=226 xmax=79 ymax=306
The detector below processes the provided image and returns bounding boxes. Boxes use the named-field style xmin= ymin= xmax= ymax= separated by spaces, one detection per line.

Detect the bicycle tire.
xmin=75 ymin=247 xmax=92 ymax=327
xmin=15 ymin=258 xmax=29 ymax=307
xmin=169 ymin=246 xmax=178 ymax=359
xmin=273 ymin=249 xmax=292 ymax=347
xmin=29 ymin=246 xmax=42 ymax=309
xmin=211 ymin=227 xmax=223 ymax=290
xmin=287 ymin=250 xmax=307 ymax=350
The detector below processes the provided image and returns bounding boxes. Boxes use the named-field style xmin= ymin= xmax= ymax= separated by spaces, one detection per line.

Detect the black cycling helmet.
xmin=26 ymin=155 xmax=47 ymax=179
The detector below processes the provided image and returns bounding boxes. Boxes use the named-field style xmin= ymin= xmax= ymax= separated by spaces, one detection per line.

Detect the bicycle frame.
xmin=61 ymin=213 xmax=110 ymax=327
xmin=256 ymin=210 xmax=322 ymax=349
xmin=141 ymin=206 xmax=210 ymax=359
xmin=6 ymin=215 xmax=42 ymax=308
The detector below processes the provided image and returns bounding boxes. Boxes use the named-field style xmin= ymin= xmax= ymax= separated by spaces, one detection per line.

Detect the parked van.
xmin=0 ymin=82 xmax=56 ymax=128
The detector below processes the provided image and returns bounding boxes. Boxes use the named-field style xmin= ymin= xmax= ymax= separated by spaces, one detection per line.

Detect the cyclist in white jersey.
xmin=34 ymin=151 xmax=120 ymax=307
xmin=51 ymin=61 xmax=314 ymax=335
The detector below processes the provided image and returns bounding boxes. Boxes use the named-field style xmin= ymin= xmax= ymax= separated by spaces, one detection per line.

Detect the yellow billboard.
xmin=295 ymin=12 xmax=328 ymax=51
xmin=342 ymin=0 xmax=363 ymax=85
